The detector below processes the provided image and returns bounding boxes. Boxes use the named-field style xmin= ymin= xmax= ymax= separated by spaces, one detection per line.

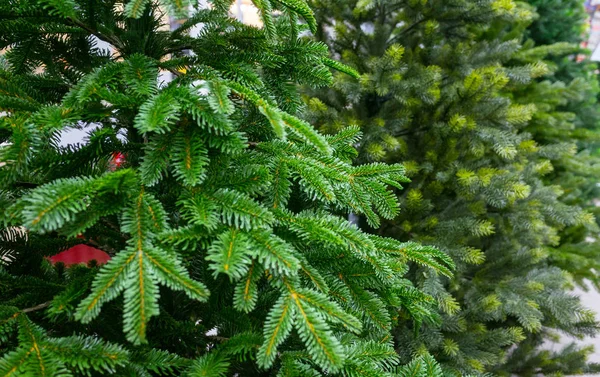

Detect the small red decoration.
xmin=49 ymin=244 xmax=111 ymax=266
xmin=109 ymin=152 xmax=125 ymax=171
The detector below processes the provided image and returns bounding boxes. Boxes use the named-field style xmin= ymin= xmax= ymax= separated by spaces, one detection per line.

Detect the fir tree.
xmin=308 ymin=0 xmax=600 ymax=375
xmin=0 ymin=0 xmax=450 ymax=375
xmin=521 ymin=0 xmax=600 ymax=291
xmin=494 ymin=0 xmax=600 ymax=373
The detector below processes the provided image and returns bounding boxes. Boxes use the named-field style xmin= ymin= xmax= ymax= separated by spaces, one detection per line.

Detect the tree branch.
xmin=66 ymin=18 xmax=123 ymax=51
xmin=205 ymin=335 xmax=229 ymax=342
xmin=22 ymin=301 xmax=51 ymax=314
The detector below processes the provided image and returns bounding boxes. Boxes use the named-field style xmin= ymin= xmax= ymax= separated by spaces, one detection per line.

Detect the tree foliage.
xmin=308 ymin=0 xmax=600 ymax=375
xmin=0 ymin=0 xmax=449 ymax=375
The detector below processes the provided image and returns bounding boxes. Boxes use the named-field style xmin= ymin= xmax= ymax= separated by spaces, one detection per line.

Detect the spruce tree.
xmin=495 ymin=0 xmax=600 ymax=373
xmin=521 ymin=0 xmax=600 ymax=291
xmin=308 ymin=0 xmax=600 ymax=375
xmin=0 ymin=0 xmax=452 ymax=375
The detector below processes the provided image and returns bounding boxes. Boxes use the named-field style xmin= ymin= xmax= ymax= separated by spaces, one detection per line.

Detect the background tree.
xmin=496 ymin=0 xmax=600 ymax=373
xmin=520 ymin=0 xmax=600 ymax=291
xmin=0 ymin=0 xmax=450 ymax=375
xmin=307 ymin=0 xmax=600 ymax=375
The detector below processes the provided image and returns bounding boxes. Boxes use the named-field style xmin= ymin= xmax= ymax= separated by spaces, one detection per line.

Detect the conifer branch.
xmin=65 ymin=18 xmax=124 ymax=52
xmin=22 ymin=302 xmax=51 ymax=314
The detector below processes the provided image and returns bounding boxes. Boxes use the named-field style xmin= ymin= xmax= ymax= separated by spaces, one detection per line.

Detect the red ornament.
xmin=109 ymin=152 xmax=125 ymax=171
xmin=49 ymin=244 xmax=111 ymax=266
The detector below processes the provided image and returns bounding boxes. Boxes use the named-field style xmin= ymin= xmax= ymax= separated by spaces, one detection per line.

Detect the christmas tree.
xmin=307 ymin=0 xmax=600 ymax=374
xmin=0 ymin=0 xmax=451 ymax=375
xmin=521 ymin=0 xmax=600 ymax=292
xmin=496 ymin=0 xmax=600 ymax=373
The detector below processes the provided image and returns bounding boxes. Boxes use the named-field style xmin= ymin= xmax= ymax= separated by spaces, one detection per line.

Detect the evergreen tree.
xmin=522 ymin=0 xmax=600 ymax=291
xmin=495 ymin=0 xmax=600 ymax=373
xmin=0 ymin=0 xmax=451 ymax=375
xmin=308 ymin=0 xmax=600 ymax=375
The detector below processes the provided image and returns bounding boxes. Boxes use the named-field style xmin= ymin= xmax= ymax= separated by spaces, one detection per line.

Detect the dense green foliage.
xmin=524 ymin=0 xmax=600 ymax=291
xmin=0 ymin=0 xmax=452 ymax=375
xmin=499 ymin=0 xmax=600 ymax=373
xmin=3 ymin=0 xmax=600 ymax=375
xmin=308 ymin=0 xmax=600 ymax=375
